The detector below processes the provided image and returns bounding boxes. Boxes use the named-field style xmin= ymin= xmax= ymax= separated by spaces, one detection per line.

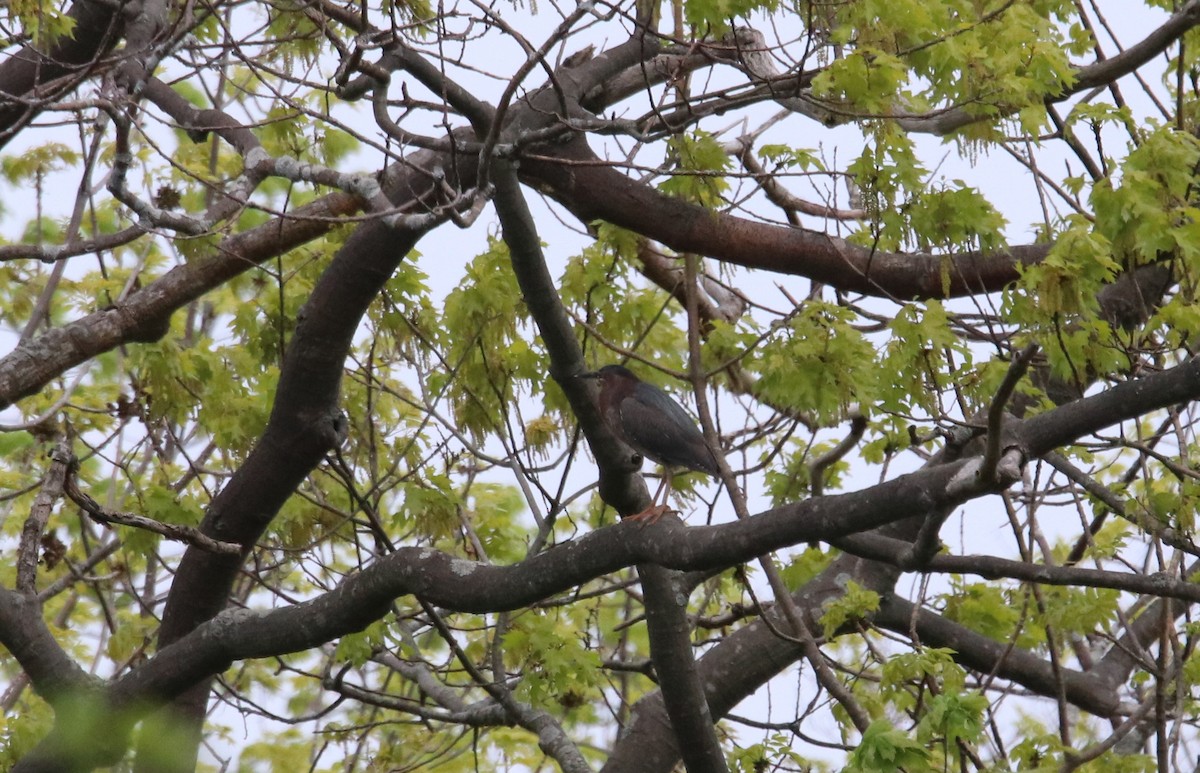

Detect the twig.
xmin=981 ymin=343 xmax=1038 ymax=482
xmin=810 ymin=409 xmax=867 ymax=497
xmin=1061 ymin=695 xmax=1155 ymax=772
xmin=63 ymin=460 xmax=242 ymax=556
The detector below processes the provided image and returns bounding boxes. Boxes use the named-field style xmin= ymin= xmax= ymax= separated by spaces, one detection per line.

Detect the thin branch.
xmin=981 ymin=343 xmax=1039 ymax=481
xmin=17 ymin=439 xmax=72 ymax=593
xmin=835 ymin=532 xmax=1200 ymax=605
xmin=63 ymin=459 xmax=242 ymax=556
xmin=810 ymin=409 xmax=867 ymax=497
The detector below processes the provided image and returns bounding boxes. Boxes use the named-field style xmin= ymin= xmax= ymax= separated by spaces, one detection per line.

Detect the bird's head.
xmin=579 ymin=364 xmax=639 ymax=395
xmin=579 ymin=365 xmax=643 ymax=409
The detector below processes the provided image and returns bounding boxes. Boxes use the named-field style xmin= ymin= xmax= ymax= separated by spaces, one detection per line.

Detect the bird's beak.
xmin=577 ymin=371 xmax=600 ymax=380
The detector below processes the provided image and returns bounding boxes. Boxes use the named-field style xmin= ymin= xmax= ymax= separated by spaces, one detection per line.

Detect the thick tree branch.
xmin=873 ymin=597 xmax=1126 ymax=715
xmin=134 ymin=215 xmax=432 ymax=772
xmin=523 ymin=137 xmax=1053 ymax=299
xmin=0 ymin=0 xmax=124 ymax=148
xmin=0 ymin=588 xmax=94 ymax=708
xmin=493 ymin=152 xmax=727 ymax=771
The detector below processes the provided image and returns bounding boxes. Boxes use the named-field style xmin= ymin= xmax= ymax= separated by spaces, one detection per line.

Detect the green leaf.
xmin=846 ymin=720 xmax=931 ymax=773
xmin=819 ymin=580 xmax=881 ymax=639
xmin=915 ymin=691 xmax=988 ymax=749
xmin=659 ymin=130 xmax=732 ymax=207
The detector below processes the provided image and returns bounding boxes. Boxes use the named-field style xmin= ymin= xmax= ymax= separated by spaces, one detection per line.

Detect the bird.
xmin=581 ymin=364 xmax=720 ymax=523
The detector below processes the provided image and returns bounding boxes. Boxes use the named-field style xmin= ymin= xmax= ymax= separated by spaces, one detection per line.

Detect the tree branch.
xmin=0 ymin=0 xmax=124 ymax=148
xmin=492 ymin=153 xmax=727 ymax=771
xmin=62 ymin=462 xmax=241 ymax=556
xmin=523 ymin=137 xmax=1053 ymax=299
xmin=16 ymin=439 xmax=71 ymax=593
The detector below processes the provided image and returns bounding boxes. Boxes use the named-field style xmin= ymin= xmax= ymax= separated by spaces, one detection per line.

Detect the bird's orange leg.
xmin=627 ymin=472 xmax=675 ymax=525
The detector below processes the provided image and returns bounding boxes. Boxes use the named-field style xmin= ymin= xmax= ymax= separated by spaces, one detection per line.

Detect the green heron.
xmin=581 ymin=364 xmax=720 ymax=523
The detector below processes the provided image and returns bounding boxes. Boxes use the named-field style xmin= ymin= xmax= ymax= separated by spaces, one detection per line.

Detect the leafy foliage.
xmin=0 ymin=0 xmax=1196 ymax=771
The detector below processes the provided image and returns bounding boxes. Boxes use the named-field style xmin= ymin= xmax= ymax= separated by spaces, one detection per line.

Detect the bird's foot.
xmin=626 ymin=504 xmax=673 ymax=525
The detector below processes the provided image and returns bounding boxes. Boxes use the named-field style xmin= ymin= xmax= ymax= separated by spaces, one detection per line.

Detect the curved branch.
xmin=63 ymin=464 xmax=241 ymax=556
xmin=0 ymin=588 xmax=94 ymax=707
xmin=523 ymin=137 xmax=1052 ymax=299
xmin=873 ymin=597 xmax=1125 ymax=715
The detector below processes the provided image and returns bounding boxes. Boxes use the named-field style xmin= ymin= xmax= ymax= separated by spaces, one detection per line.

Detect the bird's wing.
xmin=618 ymin=383 xmax=719 ymax=474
